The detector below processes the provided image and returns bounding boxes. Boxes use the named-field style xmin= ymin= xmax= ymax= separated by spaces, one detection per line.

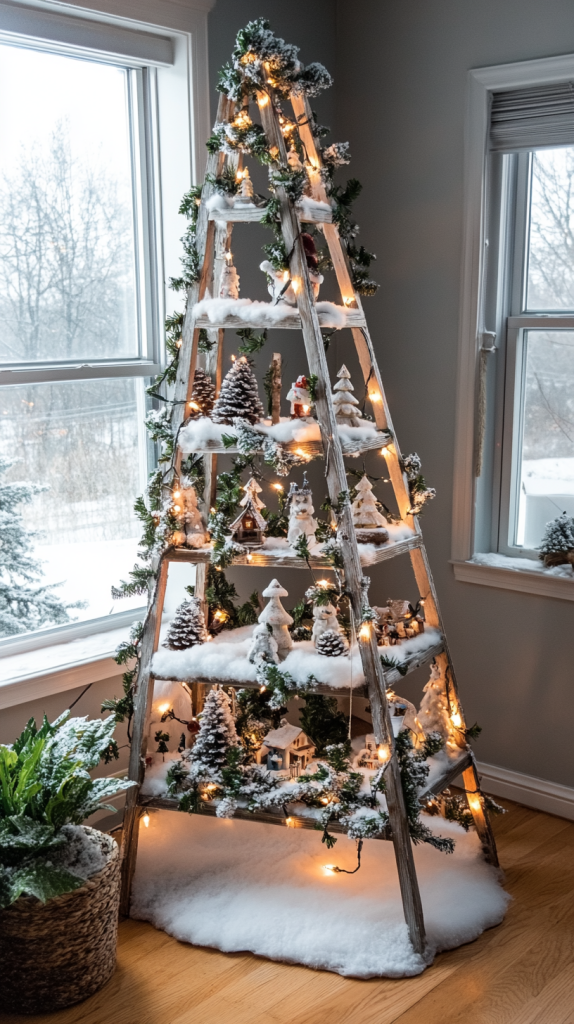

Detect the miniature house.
xmin=261 ymin=720 xmax=315 ymax=776
xmin=228 ymin=498 xmax=267 ymax=548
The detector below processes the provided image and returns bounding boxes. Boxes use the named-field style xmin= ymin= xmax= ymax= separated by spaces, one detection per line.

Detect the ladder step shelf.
xmin=164 ymin=533 xmax=422 ymax=569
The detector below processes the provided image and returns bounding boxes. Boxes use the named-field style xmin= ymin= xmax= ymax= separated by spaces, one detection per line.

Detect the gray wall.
xmin=332 ymin=0 xmax=574 ymax=786
xmin=208 ymin=0 xmax=574 ymax=788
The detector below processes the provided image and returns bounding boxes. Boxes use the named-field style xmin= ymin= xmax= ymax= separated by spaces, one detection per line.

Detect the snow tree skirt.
xmin=131 ymin=812 xmax=510 ymax=978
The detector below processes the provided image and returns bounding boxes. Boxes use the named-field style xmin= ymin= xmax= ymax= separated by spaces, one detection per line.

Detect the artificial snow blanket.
xmin=193 ymin=297 xmax=351 ymax=329
xmin=131 ymin=811 xmax=510 ymax=978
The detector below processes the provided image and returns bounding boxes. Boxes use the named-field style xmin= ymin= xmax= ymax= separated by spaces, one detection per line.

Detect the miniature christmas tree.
xmin=248 ymin=622 xmax=279 ymax=666
xmin=190 ymin=686 xmax=240 ymax=772
xmin=187 ymin=368 xmax=215 ymax=419
xmin=332 ymin=365 xmax=363 ymax=427
xmin=211 ymin=356 xmax=265 ymax=425
xmin=219 ymin=251 xmax=240 ymax=299
xmin=417 ymin=661 xmax=458 ymax=751
xmin=351 ymin=475 xmax=389 ymax=545
xmin=538 ymin=512 xmax=574 ymax=566
xmin=315 ymin=629 xmax=348 ymax=657
xmin=240 ymin=477 xmax=265 ymax=510
xmin=234 ymin=167 xmax=255 ymax=206
xmin=259 ymin=579 xmax=293 ymax=658
xmin=163 ymin=597 xmax=210 ymax=651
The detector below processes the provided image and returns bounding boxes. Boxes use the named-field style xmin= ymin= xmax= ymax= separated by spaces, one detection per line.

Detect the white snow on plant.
xmin=52 ymin=824 xmax=112 ymax=881
xmin=469 ymin=551 xmax=574 ymax=578
xmin=151 ymin=627 xmax=442 ymax=687
xmin=131 ymin=811 xmax=510 ymax=978
xmin=193 ymin=297 xmax=350 ymax=329
xmin=179 ymin=415 xmax=380 ymax=454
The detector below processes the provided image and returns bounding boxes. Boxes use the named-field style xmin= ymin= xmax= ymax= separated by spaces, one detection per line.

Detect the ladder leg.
xmin=462 ymin=761 xmax=499 ymax=867
xmin=120 ymin=558 xmax=169 ymax=916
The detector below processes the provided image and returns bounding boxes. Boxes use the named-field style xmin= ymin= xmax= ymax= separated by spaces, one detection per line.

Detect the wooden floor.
xmin=3 ymin=798 xmax=574 ymax=1024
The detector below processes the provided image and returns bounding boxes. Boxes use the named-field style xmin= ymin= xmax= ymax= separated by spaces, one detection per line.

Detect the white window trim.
xmin=452 ymin=51 xmax=574 ymax=601
xmin=0 ymin=0 xmax=212 ymax=673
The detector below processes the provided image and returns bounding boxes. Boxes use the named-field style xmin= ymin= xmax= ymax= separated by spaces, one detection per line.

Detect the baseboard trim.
xmin=476 ymin=760 xmax=574 ymax=821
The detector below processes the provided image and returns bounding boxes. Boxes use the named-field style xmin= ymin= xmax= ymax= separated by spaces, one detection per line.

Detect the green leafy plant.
xmin=0 ymin=712 xmax=134 ymax=908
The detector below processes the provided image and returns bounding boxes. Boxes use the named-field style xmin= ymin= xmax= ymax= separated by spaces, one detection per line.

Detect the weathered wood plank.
xmin=163 ymin=533 xmax=422 ymax=569
xmin=207 ymin=203 xmax=333 ymax=224
xmin=193 ymin=309 xmax=367 ymax=331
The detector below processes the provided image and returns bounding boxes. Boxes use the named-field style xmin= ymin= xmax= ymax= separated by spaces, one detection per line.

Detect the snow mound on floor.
xmin=131 ymin=811 xmax=509 ymax=978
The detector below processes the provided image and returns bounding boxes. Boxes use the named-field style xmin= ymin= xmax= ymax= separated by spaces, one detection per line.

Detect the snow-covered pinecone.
xmin=315 ymin=629 xmax=348 ymax=657
xmin=163 ymin=598 xmax=209 ymax=650
xmin=189 ymin=368 xmax=216 ymax=418
xmin=211 ymin=357 xmax=265 ymax=425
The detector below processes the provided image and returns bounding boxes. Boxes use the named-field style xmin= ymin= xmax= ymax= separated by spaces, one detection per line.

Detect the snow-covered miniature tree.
xmin=331 ymin=365 xmax=363 ymax=427
xmin=188 ymin=368 xmax=215 ymax=419
xmin=248 ymin=622 xmax=280 ymax=666
xmin=538 ymin=512 xmax=574 ymax=566
xmin=234 ymin=167 xmax=255 ymax=206
xmin=0 ymin=456 xmax=76 ymax=637
xmin=259 ymin=579 xmax=293 ymax=658
xmin=163 ymin=597 xmax=210 ymax=651
xmin=351 ymin=475 xmax=389 ymax=544
xmin=286 ymin=374 xmax=312 ymax=418
xmin=311 ymin=601 xmax=340 ymax=645
xmin=417 ymin=661 xmax=457 ymax=749
xmin=211 ymin=356 xmax=265 ymax=425
xmin=240 ymin=477 xmax=265 ymax=510
xmin=190 ymin=687 xmax=240 ymax=772
xmin=219 ymin=252 xmax=240 ymax=299
xmin=287 ymin=475 xmax=318 ymax=550
xmin=315 ymin=629 xmax=348 ymax=657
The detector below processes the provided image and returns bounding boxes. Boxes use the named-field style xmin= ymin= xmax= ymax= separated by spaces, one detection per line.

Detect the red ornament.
xmin=301 ymin=232 xmax=319 ymax=271
xmin=187 ymin=719 xmax=200 ymax=735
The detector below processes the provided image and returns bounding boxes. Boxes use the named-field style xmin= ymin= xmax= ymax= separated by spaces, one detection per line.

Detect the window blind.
xmin=490 ymin=81 xmax=574 ymax=151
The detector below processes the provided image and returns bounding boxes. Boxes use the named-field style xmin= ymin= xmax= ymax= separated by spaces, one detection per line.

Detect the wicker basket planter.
xmin=0 ymin=827 xmax=120 ymax=1015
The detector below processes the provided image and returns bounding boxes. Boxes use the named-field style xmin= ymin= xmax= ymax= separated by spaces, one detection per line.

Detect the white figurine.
xmin=258 ymin=579 xmax=293 ymax=659
xmin=219 ymin=252 xmax=240 ymax=299
xmin=351 ymin=476 xmax=389 ymax=545
xmin=234 ymin=167 xmax=255 ymax=207
xmin=332 ymin=365 xmax=363 ymax=427
xmin=182 ymin=485 xmax=209 ymax=549
xmin=287 ymin=475 xmax=318 ymax=550
xmin=311 ymin=601 xmax=340 ymax=645
xmin=248 ymin=622 xmax=280 ymax=666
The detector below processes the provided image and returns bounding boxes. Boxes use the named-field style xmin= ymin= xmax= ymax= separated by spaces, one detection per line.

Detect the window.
xmin=453 ymin=56 xmax=574 ymax=594
xmin=498 ymin=147 xmax=574 ymax=556
xmin=0 ymin=41 xmax=159 ymax=640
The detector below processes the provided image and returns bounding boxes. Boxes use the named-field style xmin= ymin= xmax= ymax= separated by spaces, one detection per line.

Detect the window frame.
xmin=452 ymin=51 xmax=574 ymax=598
xmin=0 ymin=1 xmax=210 ymax=654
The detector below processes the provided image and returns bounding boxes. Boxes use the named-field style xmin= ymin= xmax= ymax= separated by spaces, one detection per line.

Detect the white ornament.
xmin=258 ymin=579 xmax=293 ymax=658
xmin=287 ymin=475 xmax=318 ymax=550
xmin=219 ymin=252 xmax=240 ymax=299
xmin=181 ymin=485 xmax=209 ymax=548
xmin=332 ymin=365 xmax=363 ymax=427
xmin=240 ymin=477 xmax=265 ymax=510
xmin=234 ymin=167 xmax=255 ymax=207
xmin=351 ymin=476 xmax=389 ymax=545
xmin=248 ymin=622 xmax=280 ymax=666
xmin=259 ymin=261 xmax=323 ymax=305
xmin=312 ymin=602 xmax=340 ymax=645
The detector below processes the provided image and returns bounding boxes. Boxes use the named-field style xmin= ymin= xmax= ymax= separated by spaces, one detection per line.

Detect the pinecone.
xmin=189 ymin=368 xmax=215 ymax=418
xmin=163 ymin=598 xmax=210 ymax=650
xmin=315 ymin=629 xmax=348 ymax=657
xmin=211 ymin=357 xmax=265 ymax=425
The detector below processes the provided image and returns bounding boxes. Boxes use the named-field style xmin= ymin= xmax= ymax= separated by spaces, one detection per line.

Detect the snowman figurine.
xmin=287 ymin=475 xmax=318 ymax=551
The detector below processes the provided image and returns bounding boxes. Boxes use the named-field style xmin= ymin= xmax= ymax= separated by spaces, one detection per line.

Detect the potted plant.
xmin=0 ymin=711 xmax=135 ymax=1014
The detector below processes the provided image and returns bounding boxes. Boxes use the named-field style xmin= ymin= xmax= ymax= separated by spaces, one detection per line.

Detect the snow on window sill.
xmin=0 ymin=624 xmax=132 ymax=710
xmin=452 ymin=553 xmax=574 ymax=601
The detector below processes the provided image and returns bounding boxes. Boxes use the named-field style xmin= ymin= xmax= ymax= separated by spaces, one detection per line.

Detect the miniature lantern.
xmin=229 ymin=493 xmax=267 ymax=549
xmin=262 ymin=719 xmax=314 ymax=776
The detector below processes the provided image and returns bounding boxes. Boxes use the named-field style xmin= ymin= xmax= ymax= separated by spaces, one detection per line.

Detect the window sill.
xmin=0 ymin=624 xmax=132 ymax=710
xmin=452 ymin=554 xmax=574 ymax=601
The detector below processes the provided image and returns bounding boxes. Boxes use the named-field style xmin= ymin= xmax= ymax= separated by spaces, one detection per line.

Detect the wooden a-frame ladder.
xmin=119 ymin=89 xmax=498 ymax=956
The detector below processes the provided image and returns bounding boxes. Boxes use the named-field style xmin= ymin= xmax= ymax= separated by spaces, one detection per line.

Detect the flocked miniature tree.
xmin=188 ymin=368 xmax=216 ymax=418
xmin=351 ymin=475 xmax=389 ymax=543
xmin=190 ymin=686 xmax=240 ymax=772
xmin=162 ymin=597 xmax=210 ymax=651
xmin=211 ymin=356 xmax=265 ymax=424
xmin=331 ymin=365 xmax=363 ymax=427
xmin=0 ymin=457 xmax=77 ymax=637
xmin=258 ymin=579 xmax=293 ymax=658
xmin=538 ymin=511 xmax=574 ymax=566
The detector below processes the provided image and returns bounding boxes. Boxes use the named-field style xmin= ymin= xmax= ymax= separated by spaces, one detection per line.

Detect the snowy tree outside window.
xmin=0 ymin=44 xmax=150 ymax=637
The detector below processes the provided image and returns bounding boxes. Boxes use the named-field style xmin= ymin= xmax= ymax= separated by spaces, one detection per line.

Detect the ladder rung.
xmin=181 ymin=431 xmax=390 ymax=459
xmin=208 ymin=203 xmax=333 ymax=225
xmin=152 ymin=633 xmax=441 ymax=696
xmin=418 ymin=751 xmax=473 ymax=801
xmin=194 ymin=308 xmax=367 ymax=331
xmin=164 ymin=533 xmax=422 ymax=569
xmin=139 ymin=795 xmax=392 ymax=840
